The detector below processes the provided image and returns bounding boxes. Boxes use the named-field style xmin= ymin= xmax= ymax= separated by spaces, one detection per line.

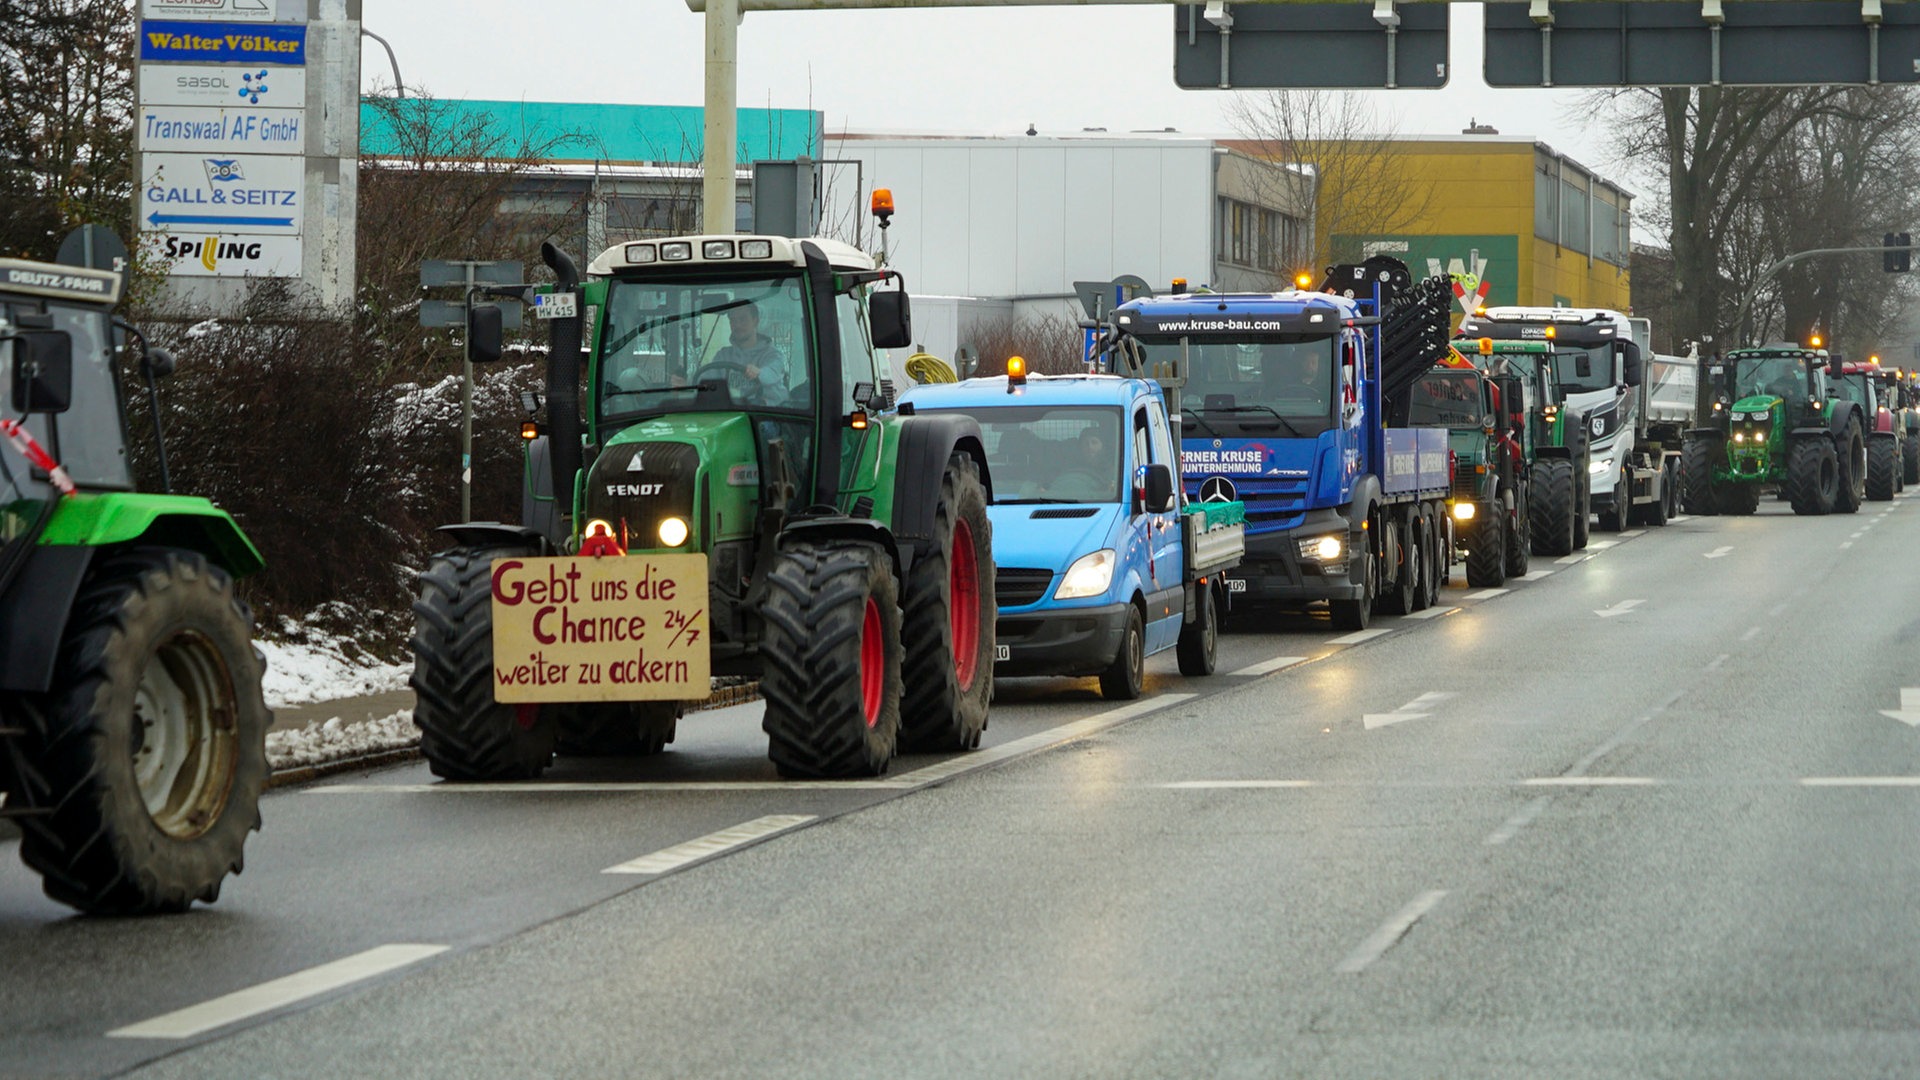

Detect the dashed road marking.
xmin=1401 ymin=605 xmax=1458 ymax=620
xmin=1555 ymin=553 xmax=1593 ymax=565
xmin=1670 ymin=514 xmax=1694 ymax=523
xmin=1229 ymin=655 xmax=1309 ymax=677
xmin=1594 ymin=599 xmax=1645 ymax=618
xmin=1740 ymin=626 xmax=1761 ymax=641
xmin=1463 ymin=588 xmax=1509 ymax=601
xmin=889 ymin=694 xmax=1198 ymax=787
xmin=1851 ymin=531 xmax=1865 ymax=539
xmin=1484 ymin=796 xmax=1552 ymax=845
xmin=1841 ymin=541 xmax=1855 ymax=549
xmin=1704 ymin=653 xmax=1730 ymax=671
xmin=108 ymin=945 xmax=449 ymax=1039
xmin=604 ymin=815 xmax=815 ymax=875
xmin=1517 ymin=569 xmax=1556 ymax=581
xmin=1335 ymin=890 xmax=1449 ymax=973
xmin=1704 ymin=546 xmax=1733 ymax=559
xmin=1327 ymin=628 xmax=1394 ymax=645
xmin=1619 ymin=529 xmax=1647 ymax=538
xmin=1769 ymin=602 xmax=1790 ymax=617
xmin=1800 ymin=776 xmax=1920 ymax=787
xmin=1586 ymin=539 xmax=1620 ymax=550
xmin=315 ymin=780 xmax=916 ymax=793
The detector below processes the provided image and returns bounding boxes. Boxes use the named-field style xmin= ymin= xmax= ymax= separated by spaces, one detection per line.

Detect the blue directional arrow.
xmin=147 ymin=212 xmax=294 ymax=228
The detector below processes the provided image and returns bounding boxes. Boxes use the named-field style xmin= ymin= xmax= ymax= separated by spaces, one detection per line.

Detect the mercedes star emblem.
xmin=1199 ymin=476 xmax=1237 ymax=503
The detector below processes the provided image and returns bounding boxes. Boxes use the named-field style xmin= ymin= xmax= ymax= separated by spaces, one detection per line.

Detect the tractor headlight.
xmin=1451 ymin=502 xmax=1476 ymax=521
xmin=658 ymin=516 xmax=690 ymax=547
xmin=1734 ymin=432 xmax=1746 ymax=443
xmin=1297 ymin=534 xmax=1344 ymax=561
xmin=1055 ymin=549 xmax=1116 ymax=599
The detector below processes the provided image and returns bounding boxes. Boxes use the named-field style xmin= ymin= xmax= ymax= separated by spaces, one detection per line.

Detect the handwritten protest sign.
xmin=490 ymin=555 xmax=709 ymax=703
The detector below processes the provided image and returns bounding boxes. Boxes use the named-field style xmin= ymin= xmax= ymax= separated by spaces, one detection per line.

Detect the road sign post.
xmin=420 ymin=259 xmax=523 ymax=523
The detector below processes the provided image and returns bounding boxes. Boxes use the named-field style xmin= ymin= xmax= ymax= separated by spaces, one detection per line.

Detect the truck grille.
xmin=996 ymin=568 xmax=1054 ymax=607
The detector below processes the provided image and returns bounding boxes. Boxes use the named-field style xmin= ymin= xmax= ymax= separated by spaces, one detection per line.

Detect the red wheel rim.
xmin=860 ymin=597 xmax=884 ymax=728
xmin=949 ymin=517 xmax=981 ymax=692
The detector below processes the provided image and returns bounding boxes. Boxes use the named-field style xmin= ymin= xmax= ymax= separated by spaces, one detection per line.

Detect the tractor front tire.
xmin=761 ymin=541 xmax=902 ymax=778
xmin=898 ymin=453 xmax=995 ymax=753
xmin=411 ymin=545 xmax=556 ymax=781
xmin=1464 ymin=512 xmax=1507 ymax=588
xmin=1835 ymin=422 xmax=1866 ymax=514
xmin=1681 ymin=436 xmax=1722 ymax=516
xmin=1529 ymin=458 xmax=1576 ymax=555
xmin=7 ymin=549 xmax=269 ymax=915
xmin=1786 ymin=438 xmax=1839 ymax=516
xmin=1866 ymin=437 xmax=1898 ymax=501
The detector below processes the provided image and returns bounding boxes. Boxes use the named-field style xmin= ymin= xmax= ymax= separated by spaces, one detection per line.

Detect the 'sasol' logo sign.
xmin=139 ymin=20 xmax=306 ymax=64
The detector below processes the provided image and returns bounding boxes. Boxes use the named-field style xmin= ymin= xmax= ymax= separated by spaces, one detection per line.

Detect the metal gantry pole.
xmin=462 ymin=263 xmax=476 ymax=523
xmin=703 ymin=0 xmax=741 ymax=233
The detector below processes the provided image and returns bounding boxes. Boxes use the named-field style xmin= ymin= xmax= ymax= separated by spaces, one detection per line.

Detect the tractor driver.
xmin=710 ymin=302 xmax=791 ymax=406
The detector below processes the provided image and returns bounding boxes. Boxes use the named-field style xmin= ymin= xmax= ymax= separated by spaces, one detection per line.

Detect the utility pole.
xmin=703 ymin=0 xmax=740 ymax=233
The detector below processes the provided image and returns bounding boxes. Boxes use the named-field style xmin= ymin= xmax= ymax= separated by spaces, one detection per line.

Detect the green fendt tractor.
xmin=1465 ymin=338 xmax=1593 ymax=557
xmin=1410 ymin=359 xmax=1531 ymax=587
xmin=410 ymin=237 xmax=996 ymax=780
xmin=0 ymin=257 xmax=269 ymax=914
xmin=1682 ymin=344 xmax=1869 ymax=516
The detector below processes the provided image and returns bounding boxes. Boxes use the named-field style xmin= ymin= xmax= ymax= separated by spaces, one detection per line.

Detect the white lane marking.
xmin=1327 ymin=628 xmax=1393 ymax=645
xmin=1879 ymin=688 xmax=1920 ymax=727
xmin=1484 ymin=796 xmax=1552 ymax=845
xmin=1669 ymin=514 xmax=1694 ymax=523
xmin=1554 ymin=553 xmax=1593 ymax=565
xmin=1517 ymin=569 xmax=1556 ymax=580
xmin=1769 ymin=602 xmax=1790 ymax=617
xmin=1851 ymin=531 xmax=1865 ymax=539
xmin=1564 ymin=690 xmax=1681 ymax=778
xmin=1463 ymin=588 xmax=1509 ymax=601
xmin=603 ymin=815 xmax=815 ymax=875
xmin=1160 ymin=780 xmax=1317 ymax=789
xmin=1586 ymin=539 xmax=1620 ymax=550
xmin=1800 ymin=776 xmax=1920 ymax=786
xmin=1401 ymin=605 xmax=1458 ymax=620
xmin=109 ymin=945 xmax=449 ymax=1039
xmin=1334 ymin=890 xmax=1449 ymax=973
xmin=1841 ymin=541 xmax=1855 ymax=549
xmin=1594 ymin=599 xmax=1646 ymax=618
xmin=1740 ymin=626 xmax=1761 ymax=641
xmin=1364 ymin=691 xmax=1456 ymax=730
xmin=1229 ymin=655 xmax=1309 ymax=677
xmin=1704 ymin=653 xmax=1730 ymax=671
xmin=1704 ymin=546 xmax=1734 ymax=559
xmin=1619 ymin=529 xmax=1647 ymax=538
xmin=316 ymin=780 xmax=916 ymax=793
xmin=889 ymin=694 xmax=1197 ymax=787
xmin=1521 ymin=776 xmax=1659 ymax=786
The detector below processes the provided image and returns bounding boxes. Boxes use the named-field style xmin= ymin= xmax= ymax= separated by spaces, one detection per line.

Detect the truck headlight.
xmin=1055 ymin=549 xmax=1116 ymax=599
xmin=1297 ymin=534 xmax=1343 ymax=561
xmin=658 ymin=516 xmax=690 ymax=547
xmin=1590 ymin=457 xmax=1613 ymax=474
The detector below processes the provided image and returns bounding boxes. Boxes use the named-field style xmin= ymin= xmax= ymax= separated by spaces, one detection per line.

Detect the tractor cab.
xmin=1714 ymin=345 xmax=1833 ymax=433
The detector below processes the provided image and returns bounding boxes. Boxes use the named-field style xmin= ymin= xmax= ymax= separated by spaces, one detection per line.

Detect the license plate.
xmin=533 ymin=292 xmax=577 ymax=319
xmin=1226 ymin=579 xmax=1248 ymax=593
xmin=994 ymin=644 xmax=1011 ymax=661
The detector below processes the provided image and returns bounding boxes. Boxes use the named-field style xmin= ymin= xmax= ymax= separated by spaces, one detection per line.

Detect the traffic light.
xmin=1885 ymin=232 xmax=1911 ymax=273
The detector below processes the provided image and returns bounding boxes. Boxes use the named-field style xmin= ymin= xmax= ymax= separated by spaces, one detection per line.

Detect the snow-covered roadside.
xmin=266 ymin=710 xmax=418 ymax=772
xmin=256 ymin=630 xmax=411 ymax=709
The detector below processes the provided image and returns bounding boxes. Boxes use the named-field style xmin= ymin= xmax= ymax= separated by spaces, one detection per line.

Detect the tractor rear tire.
xmin=1504 ymin=486 xmax=1531 ymax=578
xmin=1681 ymin=436 xmax=1720 ymax=516
xmin=1176 ymin=584 xmax=1218 ymax=676
xmin=1835 ymin=422 xmax=1866 ymax=514
xmin=1904 ymin=433 xmax=1920 ymax=485
xmin=1100 ymin=604 xmax=1147 ymax=700
xmin=554 ymin=701 xmax=679 ymax=757
xmin=1529 ymin=459 xmax=1576 ymax=556
xmin=6 ymin=549 xmax=269 ymax=915
xmin=411 ymin=545 xmax=557 ymax=781
xmin=1786 ymin=438 xmax=1839 ymax=516
xmin=1866 ymin=437 xmax=1898 ymax=501
xmin=760 ymin=541 xmax=902 ymax=778
xmin=1464 ymin=512 xmax=1507 ymax=588
xmin=898 ymin=453 xmax=995 ymax=753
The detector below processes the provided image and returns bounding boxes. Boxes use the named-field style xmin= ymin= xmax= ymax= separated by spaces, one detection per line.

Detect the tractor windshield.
xmin=924 ymin=405 xmax=1123 ymax=505
xmin=596 ymin=275 xmax=811 ymax=425
xmin=1408 ymin=371 xmax=1485 ymax=428
xmin=1136 ymin=334 xmax=1337 ymax=437
xmin=1834 ymin=374 xmax=1874 ymax=410
xmin=1733 ymin=355 xmax=1809 ymax=401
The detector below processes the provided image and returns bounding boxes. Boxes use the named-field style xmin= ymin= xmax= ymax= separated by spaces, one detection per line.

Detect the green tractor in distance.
xmin=1682 ymin=344 xmax=1869 ymax=516
xmin=1410 ymin=358 xmax=1531 ymax=587
xmin=1466 ymin=338 xmax=1593 ymax=556
xmin=0 ymin=257 xmax=270 ymax=914
xmin=410 ymin=236 xmax=997 ymax=781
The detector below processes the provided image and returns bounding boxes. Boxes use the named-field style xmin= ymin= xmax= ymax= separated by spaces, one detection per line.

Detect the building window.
xmin=1218 ymin=196 xmax=1303 ymax=272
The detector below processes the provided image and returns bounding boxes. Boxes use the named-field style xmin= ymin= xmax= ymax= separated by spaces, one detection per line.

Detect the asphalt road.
xmin=6 ymin=493 xmax=1920 ymax=1078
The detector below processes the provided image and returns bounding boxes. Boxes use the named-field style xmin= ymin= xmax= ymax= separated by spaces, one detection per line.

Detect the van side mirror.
xmin=10 ymin=330 xmax=73 ymax=414
xmin=467 ymin=305 xmax=504 ymax=363
xmin=869 ymin=289 xmax=912 ymax=350
xmin=1618 ymin=341 xmax=1644 ymax=388
xmin=1143 ymin=463 xmax=1176 ymax=514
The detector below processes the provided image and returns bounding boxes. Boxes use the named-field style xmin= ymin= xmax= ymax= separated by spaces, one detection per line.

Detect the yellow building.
xmin=1226 ymin=134 xmax=1633 ymax=317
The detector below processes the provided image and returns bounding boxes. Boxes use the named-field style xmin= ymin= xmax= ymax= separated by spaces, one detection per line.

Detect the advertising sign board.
xmin=140 ymin=152 xmax=304 ymax=235
xmin=138 ymin=105 xmax=303 ymax=154
xmin=140 ymin=0 xmax=286 ymax=22
xmin=139 ymin=64 xmax=303 ymax=108
xmin=152 ymin=232 xmax=302 ymax=278
xmin=139 ymin=20 xmax=306 ymax=65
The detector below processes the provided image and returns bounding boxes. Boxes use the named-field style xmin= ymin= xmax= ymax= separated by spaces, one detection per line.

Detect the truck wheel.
xmin=1903 ymin=433 xmax=1919 ymax=485
xmin=1573 ymin=471 xmax=1591 ymax=549
xmin=1428 ymin=513 xmax=1449 ymax=591
xmin=554 ymin=701 xmax=679 ymax=756
xmin=1099 ymin=604 xmax=1146 ymax=700
xmin=1378 ymin=518 xmax=1418 ymax=616
xmin=1409 ymin=511 xmax=1434 ymax=612
xmin=1464 ymin=513 xmax=1507 ymax=588
xmin=1866 ymin=437 xmax=1898 ymax=501
xmin=1597 ymin=462 xmax=1630 ymax=532
xmin=1642 ymin=465 xmax=1670 ymax=526
xmin=7 ymin=550 xmax=269 ymax=915
xmin=411 ymin=545 xmax=556 ymax=781
xmin=1663 ymin=460 xmax=1682 ymax=521
xmin=1835 ymin=422 xmax=1866 ymax=514
xmin=1786 ymin=438 xmax=1839 ymax=516
xmin=898 ymin=453 xmax=995 ymax=752
xmin=1504 ymin=487 xmax=1531 ymax=578
xmin=1175 ymin=584 xmax=1218 ymax=676
xmin=761 ymin=541 xmax=902 ymax=777
xmin=1329 ymin=517 xmax=1374 ymax=630
xmin=1529 ymin=459 xmax=1575 ymax=555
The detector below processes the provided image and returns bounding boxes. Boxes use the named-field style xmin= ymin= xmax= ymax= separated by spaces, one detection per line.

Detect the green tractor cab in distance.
xmin=1684 ymin=344 xmax=1869 ymax=516
xmin=411 ymin=236 xmax=998 ymax=782
xmin=0 ymin=254 xmax=270 ymax=916
xmin=1464 ymin=338 xmax=1593 ymax=555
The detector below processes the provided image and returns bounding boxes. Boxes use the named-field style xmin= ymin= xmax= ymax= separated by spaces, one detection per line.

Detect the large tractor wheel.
xmin=1903 ymin=432 xmax=1920 ymax=485
xmin=898 ymin=453 xmax=995 ymax=753
xmin=1866 ymin=436 xmax=1898 ymax=501
xmin=1835 ymin=421 xmax=1866 ymax=514
xmin=760 ymin=541 xmax=902 ymax=777
xmin=1681 ymin=436 xmax=1720 ymax=516
xmin=1464 ymin=510 xmax=1507 ymax=588
xmin=7 ymin=549 xmax=269 ymax=914
xmin=1099 ymin=603 xmax=1146 ymax=700
xmin=411 ymin=545 xmax=556 ymax=781
xmin=1786 ymin=438 xmax=1839 ymax=516
xmin=1175 ymin=582 xmax=1218 ymax=676
xmin=1329 ymin=515 xmax=1375 ymax=631
xmin=1529 ymin=458 xmax=1576 ymax=556
xmin=554 ymin=701 xmax=679 ymax=757
xmin=1504 ymin=485 xmax=1531 ymax=578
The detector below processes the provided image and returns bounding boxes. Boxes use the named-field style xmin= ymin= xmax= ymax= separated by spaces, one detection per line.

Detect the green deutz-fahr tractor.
xmin=1464 ymin=338 xmax=1594 ymax=557
xmin=0 ymin=257 xmax=269 ymax=914
xmin=410 ymin=237 xmax=996 ymax=780
xmin=1682 ymin=344 xmax=1869 ymax=516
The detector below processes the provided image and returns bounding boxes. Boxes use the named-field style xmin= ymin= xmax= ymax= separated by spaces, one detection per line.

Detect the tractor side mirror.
xmin=1143 ymin=463 xmax=1176 ymax=514
xmin=467 ymin=305 xmax=504 ymax=363
xmin=1618 ymin=341 xmax=1644 ymax=388
xmin=10 ymin=330 xmax=73 ymax=414
xmin=869 ymin=290 xmax=912 ymax=350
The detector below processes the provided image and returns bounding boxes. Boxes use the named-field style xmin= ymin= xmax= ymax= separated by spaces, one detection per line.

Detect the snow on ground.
xmin=256 ymin=631 xmax=411 ymax=708
xmin=266 ymin=710 xmax=418 ymax=772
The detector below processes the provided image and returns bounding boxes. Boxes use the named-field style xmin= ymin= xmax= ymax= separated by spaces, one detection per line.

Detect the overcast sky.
xmin=362 ymin=1 xmax=1636 ymax=195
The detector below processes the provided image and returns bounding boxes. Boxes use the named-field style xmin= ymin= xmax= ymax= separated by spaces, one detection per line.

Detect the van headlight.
xmin=1297 ymin=534 xmax=1343 ymax=561
xmin=1055 ymin=549 xmax=1116 ymax=599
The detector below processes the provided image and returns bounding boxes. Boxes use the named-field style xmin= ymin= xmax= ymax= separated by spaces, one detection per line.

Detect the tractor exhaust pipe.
xmin=542 ymin=241 xmax=583 ymax=541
